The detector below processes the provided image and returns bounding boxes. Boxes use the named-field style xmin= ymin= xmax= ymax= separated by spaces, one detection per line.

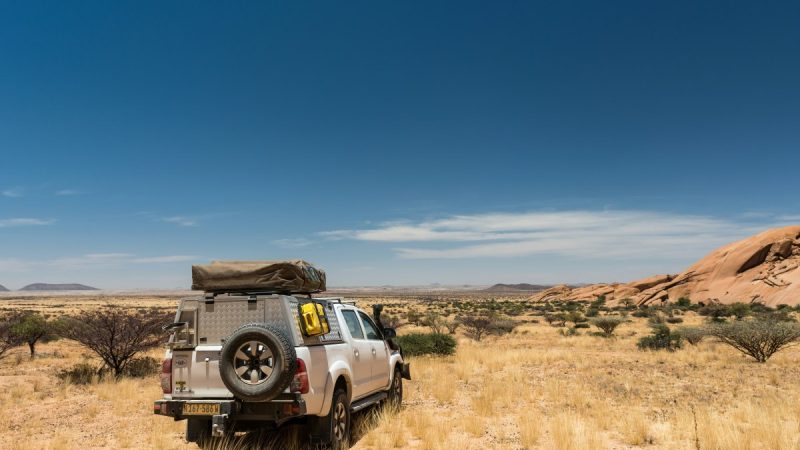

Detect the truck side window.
xmin=358 ymin=312 xmax=382 ymax=340
xmin=341 ymin=310 xmax=364 ymax=339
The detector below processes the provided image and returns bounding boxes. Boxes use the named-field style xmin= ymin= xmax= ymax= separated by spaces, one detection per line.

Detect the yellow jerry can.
xmin=300 ymin=302 xmax=330 ymax=337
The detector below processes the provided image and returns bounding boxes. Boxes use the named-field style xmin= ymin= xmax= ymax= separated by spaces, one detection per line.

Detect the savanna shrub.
xmin=122 ymin=356 xmax=160 ymax=378
xmin=396 ymin=333 xmax=457 ymax=356
xmin=647 ymin=313 xmax=666 ymax=325
xmin=58 ymin=363 xmax=106 ymax=385
xmin=677 ymin=327 xmax=706 ymax=346
xmin=707 ymin=319 xmax=800 ymax=362
xmin=460 ymin=314 xmax=517 ymax=340
xmin=591 ymin=317 xmax=624 ymax=336
xmin=559 ymin=327 xmax=579 ymax=337
xmin=637 ymin=324 xmax=682 ymax=351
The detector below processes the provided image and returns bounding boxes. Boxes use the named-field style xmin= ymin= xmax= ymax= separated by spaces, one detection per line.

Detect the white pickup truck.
xmin=154 ymin=293 xmax=410 ymax=449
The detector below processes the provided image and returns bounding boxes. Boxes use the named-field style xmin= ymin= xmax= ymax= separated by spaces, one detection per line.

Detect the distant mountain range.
xmin=18 ymin=283 xmax=99 ymax=291
xmin=0 ymin=284 xmax=8 ymax=292
xmin=483 ymin=283 xmax=552 ymax=293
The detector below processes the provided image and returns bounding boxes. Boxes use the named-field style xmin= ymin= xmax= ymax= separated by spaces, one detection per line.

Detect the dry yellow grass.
xmin=1 ymin=294 xmax=800 ymax=449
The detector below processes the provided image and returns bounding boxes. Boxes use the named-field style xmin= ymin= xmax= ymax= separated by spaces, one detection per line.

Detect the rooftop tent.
xmin=191 ymin=260 xmax=326 ymax=294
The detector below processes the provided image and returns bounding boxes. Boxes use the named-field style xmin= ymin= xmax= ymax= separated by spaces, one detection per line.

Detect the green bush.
xmin=620 ymin=298 xmax=637 ymax=310
xmin=760 ymin=309 xmax=797 ymax=323
xmin=665 ymin=317 xmax=684 ymax=324
xmin=58 ymin=363 xmax=106 ymax=385
xmin=698 ymin=304 xmax=731 ymax=320
xmin=728 ymin=303 xmax=752 ymax=320
xmin=591 ymin=317 xmax=624 ymax=336
xmin=396 ymin=333 xmax=457 ymax=357
xmin=558 ymin=327 xmax=579 ymax=337
xmin=647 ymin=313 xmax=666 ymax=325
xmin=544 ymin=313 xmax=567 ymax=327
xmin=637 ymin=324 xmax=682 ymax=351
xmin=122 ymin=356 xmax=160 ymax=378
xmin=677 ymin=327 xmax=706 ymax=346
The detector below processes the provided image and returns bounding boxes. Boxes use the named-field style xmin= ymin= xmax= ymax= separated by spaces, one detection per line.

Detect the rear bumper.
xmin=153 ymin=399 xmax=237 ymax=418
xmin=154 ymin=394 xmax=307 ymax=423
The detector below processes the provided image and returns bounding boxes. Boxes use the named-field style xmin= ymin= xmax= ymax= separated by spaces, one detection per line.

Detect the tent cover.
xmin=192 ymin=260 xmax=326 ymax=294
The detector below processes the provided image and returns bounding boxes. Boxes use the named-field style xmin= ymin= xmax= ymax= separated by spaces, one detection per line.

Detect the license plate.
xmin=182 ymin=403 xmax=220 ymax=415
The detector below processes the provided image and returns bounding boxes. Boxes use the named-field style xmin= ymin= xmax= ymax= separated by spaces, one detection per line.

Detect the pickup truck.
xmin=154 ymin=293 xmax=411 ymax=449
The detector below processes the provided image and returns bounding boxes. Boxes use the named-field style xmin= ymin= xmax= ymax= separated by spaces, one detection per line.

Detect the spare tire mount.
xmin=219 ymin=323 xmax=296 ymax=402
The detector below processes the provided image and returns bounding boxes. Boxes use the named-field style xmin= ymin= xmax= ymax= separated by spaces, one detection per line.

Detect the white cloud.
xmin=321 ymin=210 xmax=768 ymax=259
xmin=55 ymin=189 xmax=81 ymax=196
xmin=84 ymin=253 xmax=135 ymax=259
xmin=0 ymin=218 xmax=55 ymax=227
xmin=163 ymin=216 xmax=197 ymax=227
xmin=0 ymin=258 xmax=33 ymax=271
xmin=776 ymin=215 xmax=800 ymax=223
xmin=1 ymin=187 xmax=24 ymax=198
xmin=130 ymin=255 xmax=198 ymax=264
xmin=0 ymin=253 xmax=200 ymax=271
xmin=271 ymin=238 xmax=313 ymax=248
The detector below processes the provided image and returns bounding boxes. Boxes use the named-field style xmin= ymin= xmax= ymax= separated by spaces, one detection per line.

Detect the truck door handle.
xmin=371 ymin=348 xmax=376 ymax=356
xmin=354 ymin=349 xmax=359 ymax=358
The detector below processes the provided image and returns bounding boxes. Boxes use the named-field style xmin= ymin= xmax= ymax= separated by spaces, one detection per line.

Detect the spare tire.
xmin=219 ymin=323 xmax=297 ymax=401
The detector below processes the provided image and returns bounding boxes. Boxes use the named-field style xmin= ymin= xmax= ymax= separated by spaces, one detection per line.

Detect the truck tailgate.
xmin=171 ymin=346 xmax=232 ymax=399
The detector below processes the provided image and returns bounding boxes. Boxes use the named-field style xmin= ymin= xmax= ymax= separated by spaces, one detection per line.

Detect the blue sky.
xmin=1 ymin=1 xmax=798 ymax=289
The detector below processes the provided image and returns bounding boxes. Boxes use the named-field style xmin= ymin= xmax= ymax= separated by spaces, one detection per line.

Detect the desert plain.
xmin=1 ymin=291 xmax=799 ymax=450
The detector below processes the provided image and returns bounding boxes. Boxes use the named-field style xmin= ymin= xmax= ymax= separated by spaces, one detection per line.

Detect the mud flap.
xmin=401 ymin=362 xmax=411 ymax=380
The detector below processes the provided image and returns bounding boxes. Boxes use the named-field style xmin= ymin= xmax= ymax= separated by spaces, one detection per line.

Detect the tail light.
xmin=290 ymin=358 xmax=309 ymax=394
xmin=160 ymin=358 xmax=172 ymax=394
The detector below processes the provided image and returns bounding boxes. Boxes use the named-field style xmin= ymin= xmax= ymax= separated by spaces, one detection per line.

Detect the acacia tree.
xmin=445 ymin=319 xmax=460 ymax=334
xmin=0 ymin=313 xmax=24 ymax=361
xmin=61 ymin=307 xmax=170 ymax=377
xmin=460 ymin=313 xmax=516 ymax=341
xmin=11 ymin=312 xmax=57 ymax=359
xmin=420 ymin=312 xmax=446 ymax=334
xmin=707 ymin=320 xmax=800 ymax=363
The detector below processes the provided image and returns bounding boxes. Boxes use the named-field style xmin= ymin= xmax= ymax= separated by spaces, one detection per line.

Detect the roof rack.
xmin=203 ymin=290 xmax=316 ymax=297
xmin=332 ymin=298 xmax=357 ymax=306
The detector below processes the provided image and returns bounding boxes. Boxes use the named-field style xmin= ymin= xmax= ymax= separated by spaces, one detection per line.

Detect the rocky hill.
xmin=484 ymin=283 xmax=552 ymax=293
xmin=19 ymin=283 xmax=99 ymax=291
xmin=531 ymin=225 xmax=800 ymax=306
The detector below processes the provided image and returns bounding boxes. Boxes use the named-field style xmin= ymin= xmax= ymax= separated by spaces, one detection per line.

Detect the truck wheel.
xmin=311 ymin=388 xmax=350 ymax=450
xmin=219 ymin=323 xmax=297 ymax=402
xmin=386 ymin=366 xmax=403 ymax=410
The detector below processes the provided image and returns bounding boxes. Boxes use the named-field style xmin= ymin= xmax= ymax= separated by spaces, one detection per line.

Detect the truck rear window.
xmin=341 ymin=310 xmax=364 ymax=339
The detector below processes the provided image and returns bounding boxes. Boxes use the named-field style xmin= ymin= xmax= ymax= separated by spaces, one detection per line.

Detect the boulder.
xmin=529 ymin=225 xmax=800 ymax=306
